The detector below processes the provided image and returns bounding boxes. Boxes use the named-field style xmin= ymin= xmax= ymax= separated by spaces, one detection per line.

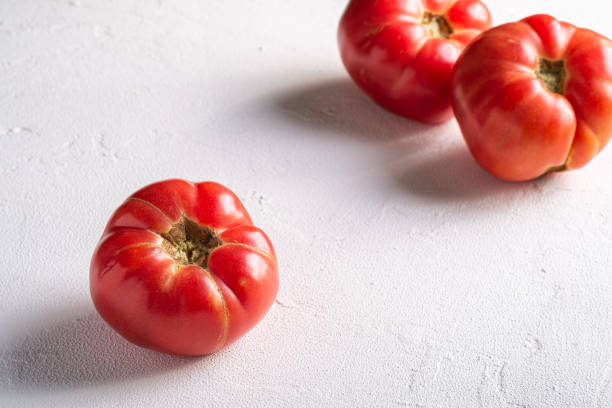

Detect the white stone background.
xmin=1 ymin=0 xmax=612 ymax=407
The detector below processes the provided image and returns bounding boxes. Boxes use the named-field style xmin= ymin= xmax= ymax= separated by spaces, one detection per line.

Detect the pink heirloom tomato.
xmin=90 ymin=179 xmax=279 ymax=356
xmin=338 ymin=0 xmax=492 ymax=124
xmin=452 ymin=14 xmax=612 ymax=181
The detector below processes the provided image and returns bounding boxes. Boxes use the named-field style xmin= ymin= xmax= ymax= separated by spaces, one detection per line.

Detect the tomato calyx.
xmin=160 ymin=217 xmax=223 ymax=268
xmin=535 ymin=58 xmax=567 ymax=95
xmin=421 ymin=11 xmax=453 ymax=39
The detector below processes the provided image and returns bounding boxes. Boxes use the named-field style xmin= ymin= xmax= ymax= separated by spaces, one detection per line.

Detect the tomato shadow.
xmin=275 ymin=78 xmax=438 ymax=151
xmin=274 ymin=77 xmax=531 ymax=201
xmin=392 ymin=145 xmax=531 ymax=201
xmin=1 ymin=306 xmax=198 ymax=390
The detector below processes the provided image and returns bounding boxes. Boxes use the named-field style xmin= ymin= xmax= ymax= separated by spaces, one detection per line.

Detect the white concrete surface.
xmin=1 ymin=0 xmax=612 ymax=407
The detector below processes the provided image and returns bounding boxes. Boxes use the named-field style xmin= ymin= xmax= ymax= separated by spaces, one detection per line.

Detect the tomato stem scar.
xmin=421 ymin=12 xmax=453 ymax=39
xmin=535 ymin=58 xmax=567 ymax=95
xmin=160 ymin=217 xmax=223 ymax=268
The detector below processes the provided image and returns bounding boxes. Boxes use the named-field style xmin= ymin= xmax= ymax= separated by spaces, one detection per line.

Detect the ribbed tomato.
xmin=452 ymin=14 xmax=612 ymax=181
xmin=90 ymin=179 xmax=278 ymax=356
xmin=338 ymin=0 xmax=492 ymax=124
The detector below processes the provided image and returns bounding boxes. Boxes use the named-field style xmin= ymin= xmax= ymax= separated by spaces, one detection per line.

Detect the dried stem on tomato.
xmin=161 ymin=217 xmax=223 ymax=267
xmin=536 ymin=58 xmax=567 ymax=95
xmin=421 ymin=12 xmax=453 ymax=39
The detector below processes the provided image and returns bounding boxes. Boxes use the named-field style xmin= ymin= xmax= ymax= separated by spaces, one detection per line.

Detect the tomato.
xmin=90 ymin=179 xmax=279 ymax=356
xmin=452 ymin=14 xmax=612 ymax=181
xmin=338 ymin=0 xmax=492 ymax=124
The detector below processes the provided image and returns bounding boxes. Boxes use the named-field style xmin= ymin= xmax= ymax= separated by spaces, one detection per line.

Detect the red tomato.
xmin=452 ymin=14 xmax=612 ymax=181
xmin=338 ymin=0 xmax=492 ymax=124
xmin=90 ymin=179 xmax=279 ymax=356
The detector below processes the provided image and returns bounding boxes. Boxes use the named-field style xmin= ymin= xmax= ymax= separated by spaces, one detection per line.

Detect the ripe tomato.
xmin=338 ymin=0 xmax=492 ymax=124
xmin=90 ymin=179 xmax=279 ymax=356
xmin=452 ymin=14 xmax=612 ymax=181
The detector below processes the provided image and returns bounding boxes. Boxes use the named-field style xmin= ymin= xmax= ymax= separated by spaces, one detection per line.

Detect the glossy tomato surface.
xmin=90 ymin=179 xmax=279 ymax=356
xmin=338 ymin=0 xmax=492 ymax=124
xmin=452 ymin=14 xmax=612 ymax=181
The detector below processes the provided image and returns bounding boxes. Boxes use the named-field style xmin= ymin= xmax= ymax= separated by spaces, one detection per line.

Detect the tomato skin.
xmin=90 ymin=180 xmax=278 ymax=356
xmin=338 ymin=0 xmax=492 ymax=124
xmin=452 ymin=14 xmax=612 ymax=181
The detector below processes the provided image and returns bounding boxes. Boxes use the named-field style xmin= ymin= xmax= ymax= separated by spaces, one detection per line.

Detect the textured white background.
xmin=1 ymin=0 xmax=612 ymax=407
